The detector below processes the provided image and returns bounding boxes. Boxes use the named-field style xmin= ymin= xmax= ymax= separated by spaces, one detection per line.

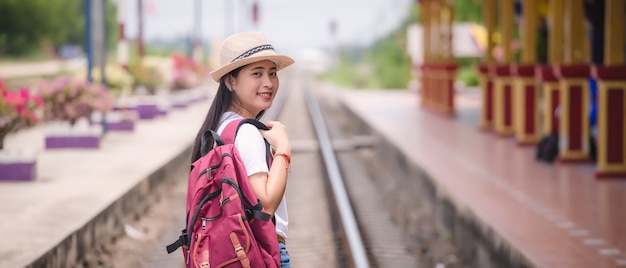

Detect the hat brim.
xmin=210 ymin=54 xmax=295 ymax=82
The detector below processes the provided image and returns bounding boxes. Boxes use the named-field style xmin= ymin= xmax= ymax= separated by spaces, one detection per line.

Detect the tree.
xmin=0 ymin=0 xmax=117 ymax=58
xmin=454 ymin=0 xmax=482 ymax=23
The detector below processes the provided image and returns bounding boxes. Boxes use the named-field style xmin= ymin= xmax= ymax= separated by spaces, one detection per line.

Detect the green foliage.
xmin=104 ymin=0 xmax=117 ymax=50
xmin=366 ymin=35 xmax=412 ymax=89
xmin=454 ymin=0 xmax=482 ymax=22
xmin=321 ymin=0 xmax=488 ymax=90
xmin=0 ymin=0 xmax=117 ymax=58
xmin=457 ymin=65 xmax=479 ymax=87
xmin=318 ymin=56 xmax=379 ymax=88
xmin=320 ymin=5 xmax=416 ymax=89
xmin=127 ymin=58 xmax=164 ymax=95
xmin=456 ymin=57 xmax=481 ymax=88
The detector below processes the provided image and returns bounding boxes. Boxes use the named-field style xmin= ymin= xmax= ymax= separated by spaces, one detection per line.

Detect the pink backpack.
xmin=166 ymin=119 xmax=280 ymax=268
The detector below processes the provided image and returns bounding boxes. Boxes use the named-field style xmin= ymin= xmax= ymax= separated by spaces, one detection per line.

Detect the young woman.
xmin=190 ymin=31 xmax=294 ymax=268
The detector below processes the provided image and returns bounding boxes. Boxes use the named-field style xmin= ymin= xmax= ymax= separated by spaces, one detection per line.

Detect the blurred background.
xmin=2 ymin=1 xmax=626 ymax=267
xmin=0 ymin=0 xmax=485 ymax=91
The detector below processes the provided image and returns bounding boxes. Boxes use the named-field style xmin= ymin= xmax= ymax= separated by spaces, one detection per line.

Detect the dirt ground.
xmin=75 ymin=90 xmax=467 ymax=268
xmin=75 ymin=152 xmax=466 ymax=268
xmin=74 ymin=169 xmax=188 ymax=268
xmin=358 ymin=147 xmax=468 ymax=268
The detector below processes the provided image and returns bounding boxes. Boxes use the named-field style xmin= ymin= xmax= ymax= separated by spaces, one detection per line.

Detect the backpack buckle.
xmin=205 ymin=168 xmax=212 ymax=180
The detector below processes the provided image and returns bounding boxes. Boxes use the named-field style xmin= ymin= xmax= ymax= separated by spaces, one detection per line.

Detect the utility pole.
xmin=193 ymin=0 xmax=203 ymax=62
xmin=252 ymin=1 xmax=259 ymax=30
xmin=329 ymin=19 xmax=338 ymax=68
xmin=233 ymin=0 xmax=239 ymax=33
xmin=85 ymin=0 xmax=93 ymax=82
xmin=117 ymin=0 xmax=128 ymax=70
xmin=137 ymin=0 xmax=144 ymax=61
xmin=96 ymin=0 xmax=107 ymax=85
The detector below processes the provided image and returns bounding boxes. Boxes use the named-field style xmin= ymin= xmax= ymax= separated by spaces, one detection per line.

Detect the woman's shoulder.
xmin=236 ymin=123 xmax=264 ymax=140
xmin=217 ymin=112 xmax=244 ymax=134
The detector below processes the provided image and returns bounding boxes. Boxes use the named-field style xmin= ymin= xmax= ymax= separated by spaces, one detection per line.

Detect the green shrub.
xmin=457 ymin=65 xmax=479 ymax=88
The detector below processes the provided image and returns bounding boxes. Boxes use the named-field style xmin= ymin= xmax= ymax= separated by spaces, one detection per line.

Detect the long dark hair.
xmin=190 ymin=65 xmax=266 ymax=164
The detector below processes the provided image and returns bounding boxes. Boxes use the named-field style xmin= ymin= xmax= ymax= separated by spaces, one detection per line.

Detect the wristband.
xmin=274 ymin=153 xmax=291 ymax=171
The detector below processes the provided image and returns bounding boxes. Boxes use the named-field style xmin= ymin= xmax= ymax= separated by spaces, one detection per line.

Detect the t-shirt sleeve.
xmin=234 ymin=123 xmax=269 ymax=176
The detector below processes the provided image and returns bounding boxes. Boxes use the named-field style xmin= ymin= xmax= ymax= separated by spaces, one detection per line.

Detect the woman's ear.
xmin=225 ymin=75 xmax=236 ymax=92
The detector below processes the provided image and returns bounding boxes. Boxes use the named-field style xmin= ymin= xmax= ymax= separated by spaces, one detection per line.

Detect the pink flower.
xmin=33 ymin=95 xmax=43 ymax=106
xmin=19 ymin=88 xmax=30 ymax=100
xmin=36 ymin=76 xmax=114 ymax=123
xmin=0 ymin=78 xmax=42 ymax=139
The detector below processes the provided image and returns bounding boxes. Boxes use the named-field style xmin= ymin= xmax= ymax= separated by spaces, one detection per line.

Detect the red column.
xmin=512 ymin=65 xmax=540 ymax=144
xmin=554 ymin=65 xmax=591 ymax=162
xmin=478 ymin=64 xmax=495 ymax=130
xmin=420 ymin=64 xmax=432 ymax=108
xmin=592 ymin=66 xmax=626 ymax=177
xmin=440 ymin=63 xmax=458 ymax=116
xmin=493 ymin=65 xmax=515 ymax=136
xmin=537 ymin=65 xmax=561 ymax=136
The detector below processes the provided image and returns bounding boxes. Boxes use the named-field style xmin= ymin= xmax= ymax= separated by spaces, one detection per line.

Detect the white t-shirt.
xmin=217 ymin=112 xmax=289 ymax=240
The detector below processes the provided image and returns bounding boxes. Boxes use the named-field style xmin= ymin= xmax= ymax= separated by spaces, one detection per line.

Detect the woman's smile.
xmin=258 ymin=92 xmax=273 ymax=100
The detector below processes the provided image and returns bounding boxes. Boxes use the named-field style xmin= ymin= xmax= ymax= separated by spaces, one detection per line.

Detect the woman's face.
xmin=229 ymin=60 xmax=279 ymax=118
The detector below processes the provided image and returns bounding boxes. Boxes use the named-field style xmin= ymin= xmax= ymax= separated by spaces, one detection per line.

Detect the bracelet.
xmin=274 ymin=153 xmax=291 ymax=171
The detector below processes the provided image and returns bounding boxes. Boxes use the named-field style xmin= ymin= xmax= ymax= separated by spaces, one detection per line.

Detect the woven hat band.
xmin=231 ymin=44 xmax=274 ymax=62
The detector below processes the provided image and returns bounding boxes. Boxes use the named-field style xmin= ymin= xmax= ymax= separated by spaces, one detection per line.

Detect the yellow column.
xmin=562 ymin=1 xmax=589 ymax=64
xmin=540 ymin=0 xmax=564 ymax=136
xmin=431 ymin=1 xmax=444 ymax=113
xmin=594 ymin=0 xmax=626 ymax=177
xmin=604 ymin=0 xmax=624 ymax=66
xmin=557 ymin=0 xmax=590 ymax=162
xmin=548 ymin=0 xmax=564 ymax=64
xmin=429 ymin=0 xmax=441 ymax=110
xmin=479 ymin=0 xmax=496 ymax=130
xmin=501 ymin=0 xmax=513 ymax=63
xmin=514 ymin=0 xmax=541 ymax=144
xmin=438 ymin=1 xmax=456 ymax=116
xmin=494 ymin=0 xmax=515 ymax=136
xmin=520 ymin=0 xmax=537 ymax=64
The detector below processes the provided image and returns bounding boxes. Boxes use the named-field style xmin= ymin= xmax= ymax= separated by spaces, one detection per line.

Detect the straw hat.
xmin=210 ymin=32 xmax=295 ymax=82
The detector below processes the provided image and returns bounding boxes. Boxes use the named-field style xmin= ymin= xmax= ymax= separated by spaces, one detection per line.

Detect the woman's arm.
xmin=237 ymin=121 xmax=291 ymax=215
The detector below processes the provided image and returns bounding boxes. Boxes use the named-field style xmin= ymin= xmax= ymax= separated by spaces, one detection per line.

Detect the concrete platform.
xmin=336 ymin=88 xmax=626 ymax=268
xmin=0 ymin=87 xmax=213 ymax=267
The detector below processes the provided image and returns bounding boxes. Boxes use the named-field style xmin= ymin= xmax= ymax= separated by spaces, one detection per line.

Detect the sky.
xmin=121 ymin=0 xmax=414 ymax=54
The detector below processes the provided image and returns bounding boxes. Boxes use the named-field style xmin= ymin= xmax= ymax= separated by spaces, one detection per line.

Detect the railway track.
xmin=87 ymin=70 xmax=422 ymax=268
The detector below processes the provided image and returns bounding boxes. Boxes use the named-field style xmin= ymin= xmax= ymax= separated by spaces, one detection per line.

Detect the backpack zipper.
xmin=188 ymin=186 xmax=222 ymax=245
xmin=196 ymin=153 xmax=232 ymax=181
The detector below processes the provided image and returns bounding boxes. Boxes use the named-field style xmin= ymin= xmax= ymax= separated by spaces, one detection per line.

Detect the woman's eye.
xmin=270 ymin=72 xmax=277 ymax=76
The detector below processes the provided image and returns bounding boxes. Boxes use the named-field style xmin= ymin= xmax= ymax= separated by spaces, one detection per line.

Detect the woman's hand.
xmin=261 ymin=121 xmax=291 ymax=155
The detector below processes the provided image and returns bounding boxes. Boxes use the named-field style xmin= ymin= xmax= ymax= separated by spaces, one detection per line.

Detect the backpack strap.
xmin=166 ymin=228 xmax=189 ymax=254
xmin=200 ymin=130 xmax=225 ymax=157
xmin=222 ymin=119 xmax=272 ymax=166
xmin=221 ymin=119 xmax=269 ymax=144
